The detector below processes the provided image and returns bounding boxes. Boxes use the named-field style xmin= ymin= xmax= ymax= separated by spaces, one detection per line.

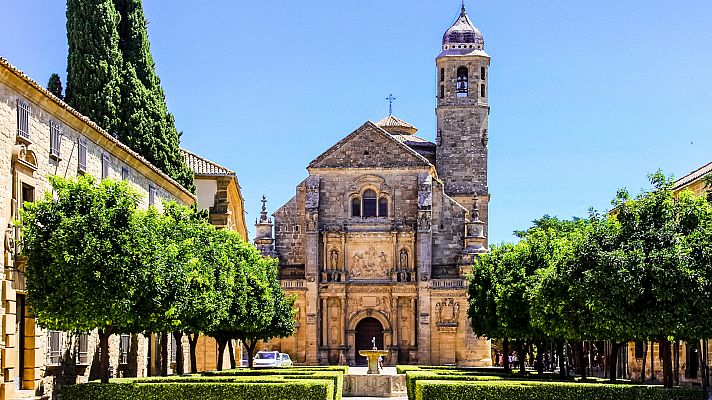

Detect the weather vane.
xmin=386 ymin=94 xmax=396 ymax=116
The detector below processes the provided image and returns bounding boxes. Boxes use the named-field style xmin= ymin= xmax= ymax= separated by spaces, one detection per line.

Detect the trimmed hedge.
xmin=405 ymin=371 xmax=502 ymax=400
xmin=62 ymin=381 xmax=334 ymax=400
xmin=204 ymin=369 xmax=344 ymax=400
xmin=414 ymin=380 xmax=708 ymax=400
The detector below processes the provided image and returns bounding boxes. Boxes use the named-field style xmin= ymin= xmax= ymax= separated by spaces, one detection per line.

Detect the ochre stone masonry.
xmin=257 ymin=6 xmax=492 ymax=367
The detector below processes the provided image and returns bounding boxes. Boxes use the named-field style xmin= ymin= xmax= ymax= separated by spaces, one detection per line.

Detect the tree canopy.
xmin=21 ymin=176 xmax=295 ymax=381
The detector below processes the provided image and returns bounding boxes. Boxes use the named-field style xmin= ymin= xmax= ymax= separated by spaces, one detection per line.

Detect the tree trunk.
xmin=216 ymin=338 xmax=227 ymax=371
xmin=557 ymin=341 xmax=566 ymax=378
xmin=641 ymin=341 xmax=647 ymax=384
xmin=228 ymin=339 xmax=236 ymax=369
xmin=699 ymin=340 xmax=708 ymax=390
xmin=98 ymin=326 xmax=114 ymax=383
xmin=503 ymin=338 xmax=510 ymax=373
xmin=608 ymin=341 xmax=619 ymax=383
xmin=673 ymin=340 xmax=679 ymax=386
xmin=662 ymin=339 xmax=673 ymax=388
xmin=146 ymin=332 xmax=152 ymax=377
xmin=188 ymin=333 xmax=199 ymax=374
xmin=161 ymin=332 xmax=168 ymax=376
xmin=246 ymin=339 xmax=258 ymax=369
xmin=536 ymin=342 xmax=544 ymax=374
xmin=173 ymin=332 xmax=184 ymax=375
xmin=515 ymin=340 xmax=525 ymax=373
xmin=576 ymin=341 xmax=587 ymax=379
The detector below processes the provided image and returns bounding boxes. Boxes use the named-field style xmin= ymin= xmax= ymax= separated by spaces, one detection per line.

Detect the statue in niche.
xmin=399 ymin=249 xmax=409 ymax=270
xmin=329 ymin=250 xmax=339 ymax=270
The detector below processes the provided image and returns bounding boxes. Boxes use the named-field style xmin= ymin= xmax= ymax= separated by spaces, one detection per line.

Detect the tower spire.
xmin=461 ymin=0 xmax=466 ymax=15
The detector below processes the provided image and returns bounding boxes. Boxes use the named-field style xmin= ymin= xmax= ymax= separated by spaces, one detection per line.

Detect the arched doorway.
xmin=355 ymin=317 xmax=384 ymax=366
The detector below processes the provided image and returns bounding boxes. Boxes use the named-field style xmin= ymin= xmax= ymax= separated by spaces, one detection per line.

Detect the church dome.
xmin=375 ymin=115 xmax=418 ymax=135
xmin=442 ymin=5 xmax=484 ymax=49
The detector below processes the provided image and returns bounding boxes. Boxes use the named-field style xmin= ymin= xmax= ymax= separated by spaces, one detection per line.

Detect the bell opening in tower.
xmin=456 ymin=66 xmax=468 ymax=97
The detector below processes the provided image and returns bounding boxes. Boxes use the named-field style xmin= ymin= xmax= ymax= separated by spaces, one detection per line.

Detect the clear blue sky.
xmin=2 ymin=1 xmax=711 ymax=244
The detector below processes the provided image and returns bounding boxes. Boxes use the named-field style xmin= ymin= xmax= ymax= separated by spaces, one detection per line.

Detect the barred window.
xmin=440 ymin=68 xmax=444 ymax=82
xmin=102 ymin=153 xmax=110 ymax=179
xmin=121 ymin=166 xmax=129 ymax=180
xmin=77 ymin=333 xmax=89 ymax=365
xmin=149 ymin=185 xmax=157 ymax=206
xmin=119 ymin=334 xmax=130 ymax=365
xmin=481 ymin=83 xmax=486 ymax=98
xmin=481 ymin=66 xmax=486 ymax=80
xmin=50 ymin=121 xmax=61 ymax=158
xmin=16 ymin=99 xmax=31 ymax=140
xmin=48 ymin=330 xmax=63 ymax=365
xmin=78 ymin=138 xmax=88 ymax=172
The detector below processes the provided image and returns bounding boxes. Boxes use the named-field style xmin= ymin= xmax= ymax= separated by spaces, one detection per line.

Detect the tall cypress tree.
xmin=114 ymin=0 xmax=194 ymax=191
xmin=47 ymin=73 xmax=64 ymax=100
xmin=65 ymin=0 xmax=123 ymax=137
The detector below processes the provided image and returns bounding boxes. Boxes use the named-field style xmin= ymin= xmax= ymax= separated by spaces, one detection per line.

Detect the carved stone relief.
xmin=305 ymin=175 xmax=321 ymax=210
xmin=349 ymin=246 xmax=389 ymax=279
xmin=417 ymin=173 xmax=432 ymax=209
xmin=435 ymin=298 xmax=460 ymax=332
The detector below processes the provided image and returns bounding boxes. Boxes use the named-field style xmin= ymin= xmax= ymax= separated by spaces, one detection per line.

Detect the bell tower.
xmin=435 ymin=3 xmax=490 ymax=238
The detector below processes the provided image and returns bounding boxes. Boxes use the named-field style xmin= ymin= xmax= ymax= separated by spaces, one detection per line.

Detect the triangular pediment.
xmin=308 ymin=121 xmax=432 ymax=169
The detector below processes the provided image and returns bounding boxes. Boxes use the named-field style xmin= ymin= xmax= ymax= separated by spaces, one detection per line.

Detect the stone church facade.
xmin=256 ymin=5 xmax=492 ymax=366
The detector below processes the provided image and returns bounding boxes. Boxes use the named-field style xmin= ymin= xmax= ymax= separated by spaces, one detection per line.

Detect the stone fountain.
xmin=358 ymin=337 xmax=390 ymax=375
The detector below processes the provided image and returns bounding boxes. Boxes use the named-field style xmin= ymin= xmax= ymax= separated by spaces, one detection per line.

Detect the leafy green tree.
xmin=47 ymin=73 xmax=64 ymax=99
xmin=113 ymin=0 xmax=195 ymax=191
xmin=65 ymin=0 xmax=123 ymax=136
xmin=20 ymin=176 xmax=145 ymax=383
xmin=468 ymin=246 xmax=508 ymax=370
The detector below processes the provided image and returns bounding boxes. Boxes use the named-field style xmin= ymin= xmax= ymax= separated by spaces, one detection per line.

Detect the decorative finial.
xmin=259 ymin=195 xmax=269 ymax=223
xmin=386 ymin=94 xmax=396 ymax=116
xmin=461 ymin=0 xmax=466 ymax=15
xmin=471 ymin=196 xmax=480 ymax=222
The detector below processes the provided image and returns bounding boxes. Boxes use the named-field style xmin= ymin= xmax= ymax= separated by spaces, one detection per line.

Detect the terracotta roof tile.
xmin=181 ymin=149 xmax=234 ymax=176
xmin=674 ymin=161 xmax=712 ymax=191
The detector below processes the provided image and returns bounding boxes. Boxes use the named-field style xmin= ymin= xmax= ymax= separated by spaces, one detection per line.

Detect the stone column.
xmin=416 ymin=173 xmax=433 ymax=365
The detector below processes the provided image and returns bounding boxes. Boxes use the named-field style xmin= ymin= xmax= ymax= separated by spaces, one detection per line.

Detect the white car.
xmin=279 ymin=353 xmax=293 ymax=367
xmin=253 ymin=351 xmax=282 ymax=368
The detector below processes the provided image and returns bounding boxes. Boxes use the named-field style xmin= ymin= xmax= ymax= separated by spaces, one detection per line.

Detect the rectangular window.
xmin=48 ymin=331 xmax=63 ymax=365
xmin=439 ymin=85 xmax=444 ymax=99
xmin=149 ymin=185 xmax=156 ymax=206
xmin=22 ymin=183 xmax=35 ymax=206
xmin=634 ymin=341 xmax=644 ymax=359
xmin=16 ymin=99 xmax=31 ymax=140
xmin=119 ymin=334 xmax=130 ymax=365
xmin=481 ymin=84 xmax=486 ymax=98
xmin=121 ymin=166 xmax=129 ymax=180
xmin=102 ymin=153 xmax=110 ymax=179
xmin=481 ymin=66 xmax=486 ymax=80
xmin=50 ymin=121 xmax=61 ymax=158
xmin=78 ymin=138 xmax=88 ymax=172
xmin=440 ymin=68 xmax=444 ymax=82
xmin=77 ymin=333 xmax=89 ymax=365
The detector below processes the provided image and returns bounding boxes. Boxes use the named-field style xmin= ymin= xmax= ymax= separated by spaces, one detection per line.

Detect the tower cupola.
xmin=442 ymin=4 xmax=484 ymax=51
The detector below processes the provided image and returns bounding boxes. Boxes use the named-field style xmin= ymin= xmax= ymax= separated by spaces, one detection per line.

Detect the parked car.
xmin=253 ymin=351 xmax=282 ymax=368
xmin=279 ymin=353 xmax=293 ymax=367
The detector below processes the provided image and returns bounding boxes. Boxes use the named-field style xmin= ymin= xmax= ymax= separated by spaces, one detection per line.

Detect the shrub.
xmin=414 ymin=380 xmax=708 ymax=400
xmin=203 ymin=369 xmax=344 ymax=400
xmin=62 ymin=381 xmax=334 ymax=400
xmin=405 ymin=371 xmax=502 ymax=400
